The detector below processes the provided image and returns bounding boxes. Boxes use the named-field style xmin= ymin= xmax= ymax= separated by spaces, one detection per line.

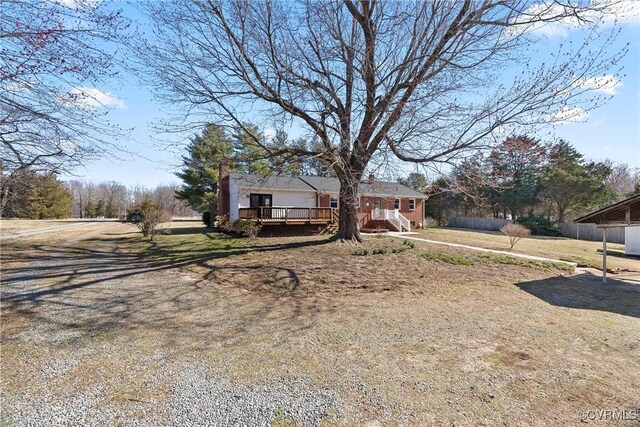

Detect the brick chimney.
xmin=217 ymin=161 xmax=230 ymax=216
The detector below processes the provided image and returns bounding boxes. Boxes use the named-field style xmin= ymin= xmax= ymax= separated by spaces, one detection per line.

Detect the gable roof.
xmin=230 ymin=173 xmax=426 ymax=198
xmin=574 ymin=193 xmax=640 ymax=224
xmin=229 ymin=173 xmax=315 ymax=191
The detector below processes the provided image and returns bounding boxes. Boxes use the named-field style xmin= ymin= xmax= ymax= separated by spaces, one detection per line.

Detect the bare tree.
xmin=140 ymin=0 xmax=627 ymax=241
xmin=153 ymin=183 xmax=191 ymax=217
xmin=605 ymin=161 xmax=640 ymax=200
xmin=0 ymin=0 xmax=130 ymax=216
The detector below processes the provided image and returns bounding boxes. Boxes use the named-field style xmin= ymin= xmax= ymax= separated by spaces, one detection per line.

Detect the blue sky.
xmin=62 ymin=3 xmax=640 ymax=188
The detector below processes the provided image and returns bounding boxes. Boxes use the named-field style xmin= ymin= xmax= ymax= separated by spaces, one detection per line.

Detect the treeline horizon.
xmin=64 ymin=180 xmax=193 ymax=219
xmin=0 ymin=170 xmax=194 ymax=220
xmin=419 ymin=137 xmax=639 ymax=229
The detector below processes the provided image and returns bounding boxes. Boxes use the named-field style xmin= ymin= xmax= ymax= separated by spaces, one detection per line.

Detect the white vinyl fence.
xmin=447 ymin=216 xmax=625 ymax=244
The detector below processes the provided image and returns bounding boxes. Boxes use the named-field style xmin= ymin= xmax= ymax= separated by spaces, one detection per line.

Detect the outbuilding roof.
xmin=229 ymin=174 xmax=426 ymax=198
xmin=574 ymin=193 xmax=640 ymax=224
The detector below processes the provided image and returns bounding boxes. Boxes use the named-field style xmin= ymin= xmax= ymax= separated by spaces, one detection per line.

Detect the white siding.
xmin=228 ymin=176 xmax=317 ymax=221
xmin=229 ymin=179 xmax=240 ymax=221
xmin=625 ymin=226 xmax=640 ymax=256
xmin=237 ymin=189 xmax=316 ymax=209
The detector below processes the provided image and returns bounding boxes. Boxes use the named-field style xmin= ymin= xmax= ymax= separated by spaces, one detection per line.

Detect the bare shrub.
xmin=234 ymin=219 xmax=262 ymax=239
xmin=215 ymin=214 xmax=234 ymax=233
xmin=127 ymin=198 xmax=171 ymax=241
xmin=501 ymin=223 xmax=531 ymax=249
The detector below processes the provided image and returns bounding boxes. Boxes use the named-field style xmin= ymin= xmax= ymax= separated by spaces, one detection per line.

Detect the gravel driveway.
xmin=3 ymin=223 xmax=639 ymax=426
xmin=1 ymin=225 xmax=340 ymax=426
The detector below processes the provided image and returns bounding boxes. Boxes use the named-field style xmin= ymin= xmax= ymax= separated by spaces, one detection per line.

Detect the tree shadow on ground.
xmin=1 ymin=233 xmax=337 ymax=349
xmin=516 ymin=271 xmax=640 ymax=319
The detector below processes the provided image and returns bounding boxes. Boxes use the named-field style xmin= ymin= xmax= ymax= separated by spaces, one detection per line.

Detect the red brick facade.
xmin=217 ymin=162 xmax=230 ymax=216
xmin=317 ymin=193 xmax=425 ymax=229
xmin=219 ymin=172 xmax=424 ymax=230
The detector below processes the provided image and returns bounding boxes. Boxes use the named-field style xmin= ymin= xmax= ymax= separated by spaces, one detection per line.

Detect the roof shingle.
xmin=230 ymin=174 xmax=425 ymax=198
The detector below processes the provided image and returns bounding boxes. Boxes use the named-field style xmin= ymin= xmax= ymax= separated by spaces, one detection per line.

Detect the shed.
xmin=574 ymin=193 xmax=640 ymax=283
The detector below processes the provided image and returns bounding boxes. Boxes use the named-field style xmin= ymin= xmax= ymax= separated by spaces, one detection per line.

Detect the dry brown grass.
xmin=1 ymin=221 xmax=639 ymax=425
xmin=418 ymin=226 xmax=640 ymax=272
xmin=0 ymin=218 xmax=91 ymax=233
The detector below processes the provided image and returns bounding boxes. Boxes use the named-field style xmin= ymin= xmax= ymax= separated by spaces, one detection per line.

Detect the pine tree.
xmin=95 ymin=200 xmax=105 ymax=218
xmin=542 ymin=140 xmax=611 ymax=222
xmin=85 ymin=201 xmax=96 ymax=218
xmin=489 ymin=136 xmax=545 ymax=219
xmin=26 ymin=174 xmax=72 ymax=219
xmin=175 ymin=123 xmax=234 ymax=222
xmin=232 ymin=124 xmax=271 ymax=175
xmin=105 ymin=200 xmax=118 ymax=218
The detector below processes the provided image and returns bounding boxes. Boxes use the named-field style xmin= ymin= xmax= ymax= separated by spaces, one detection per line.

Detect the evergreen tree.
xmin=26 ymin=174 xmax=72 ymax=219
xmin=489 ymin=136 xmax=545 ymax=219
xmin=232 ymin=124 xmax=271 ymax=175
xmin=542 ymin=140 xmax=611 ymax=222
xmin=2 ymin=170 xmax=71 ymax=219
xmin=95 ymin=200 xmax=105 ymax=217
xmin=105 ymin=200 xmax=118 ymax=218
xmin=175 ymin=123 xmax=234 ymax=221
xmin=398 ymin=173 xmax=428 ymax=192
xmin=85 ymin=202 xmax=96 ymax=218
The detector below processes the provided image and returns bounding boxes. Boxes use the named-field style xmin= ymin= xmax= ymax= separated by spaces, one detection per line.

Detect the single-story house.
xmin=217 ymin=163 xmax=426 ymax=232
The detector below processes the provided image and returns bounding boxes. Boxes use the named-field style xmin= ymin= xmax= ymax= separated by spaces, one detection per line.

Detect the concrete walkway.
xmin=386 ymin=232 xmax=578 ymax=267
xmin=571 ymin=267 xmax=640 ymax=286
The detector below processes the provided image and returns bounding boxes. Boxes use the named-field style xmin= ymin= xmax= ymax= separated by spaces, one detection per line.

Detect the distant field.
xmin=417 ymin=227 xmax=639 ymax=272
xmin=0 ymin=219 xmax=91 ymax=233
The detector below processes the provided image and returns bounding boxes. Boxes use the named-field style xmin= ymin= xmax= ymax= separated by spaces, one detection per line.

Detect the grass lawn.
xmin=2 ymin=221 xmax=639 ymax=425
xmin=417 ymin=227 xmax=640 ymax=272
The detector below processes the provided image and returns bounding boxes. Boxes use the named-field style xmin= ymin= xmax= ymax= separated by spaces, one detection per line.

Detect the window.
xmin=374 ymin=197 xmax=381 ymax=209
xmin=249 ymin=194 xmax=272 ymax=208
xmin=394 ymin=198 xmax=400 ymax=210
xmin=408 ymin=199 xmax=415 ymax=211
xmin=330 ymin=196 xmax=338 ymax=208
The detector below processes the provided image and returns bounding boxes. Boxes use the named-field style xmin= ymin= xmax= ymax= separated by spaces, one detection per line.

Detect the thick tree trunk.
xmin=334 ymin=174 xmax=363 ymax=242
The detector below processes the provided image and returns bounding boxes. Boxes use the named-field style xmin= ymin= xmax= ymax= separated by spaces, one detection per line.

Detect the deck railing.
xmin=239 ymin=207 xmax=336 ymax=223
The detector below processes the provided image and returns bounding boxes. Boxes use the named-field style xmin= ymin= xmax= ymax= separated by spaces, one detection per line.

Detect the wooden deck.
xmin=239 ymin=207 xmax=337 ymax=225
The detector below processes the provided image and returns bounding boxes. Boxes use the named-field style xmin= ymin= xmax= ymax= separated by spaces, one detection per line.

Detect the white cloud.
xmin=508 ymin=0 xmax=640 ymax=38
xmin=553 ymin=106 xmax=589 ymax=124
xmin=573 ymin=75 xmax=622 ymax=95
xmin=263 ymin=127 xmax=277 ymax=140
xmin=60 ymin=87 xmax=126 ymax=110
xmin=50 ymin=0 xmax=100 ymax=10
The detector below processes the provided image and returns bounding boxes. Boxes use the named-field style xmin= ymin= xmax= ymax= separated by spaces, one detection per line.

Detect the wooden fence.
xmin=558 ymin=222 xmax=625 ymax=244
xmin=447 ymin=216 xmax=625 ymax=244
